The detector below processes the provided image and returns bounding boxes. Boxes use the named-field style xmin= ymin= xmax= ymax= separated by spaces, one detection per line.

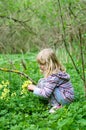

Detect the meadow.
xmin=0 ymin=53 xmax=86 ymax=130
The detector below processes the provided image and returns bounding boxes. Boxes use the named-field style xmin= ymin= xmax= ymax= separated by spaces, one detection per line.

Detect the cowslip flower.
xmin=0 ymin=80 xmax=10 ymax=100
xmin=21 ymin=80 xmax=32 ymax=95
xmin=11 ymin=92 xmax=16 ymax=97
xmin=0 ymin=88 xmax=10 ymax=99
xmin=1 ymin=80 xmax=10 ymax=87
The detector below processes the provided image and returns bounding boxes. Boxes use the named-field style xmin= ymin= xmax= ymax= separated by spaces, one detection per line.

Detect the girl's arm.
xmin=28 ymin=76 xmax=59 ymax=98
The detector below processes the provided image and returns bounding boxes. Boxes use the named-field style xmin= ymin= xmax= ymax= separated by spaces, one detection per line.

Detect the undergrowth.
xmin=0 ymin=54 xmax=86 ymax=130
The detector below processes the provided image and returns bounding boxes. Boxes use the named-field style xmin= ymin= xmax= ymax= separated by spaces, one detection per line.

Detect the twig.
xmin=57 ymin=0 xmax=86 ymax=97
xmin=0 ymin=68 xmax=36 ymax=85
xmin=0 ymin=15 xmax=36 ymax=35
xmin=57 ymin=0 xmax=83 ymax=80
xmin=79 ymin=28 xmax=86 ymax=96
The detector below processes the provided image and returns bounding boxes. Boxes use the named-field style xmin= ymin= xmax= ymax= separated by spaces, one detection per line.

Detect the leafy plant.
xmin=0 ymin=53 xmax=86 ymax=130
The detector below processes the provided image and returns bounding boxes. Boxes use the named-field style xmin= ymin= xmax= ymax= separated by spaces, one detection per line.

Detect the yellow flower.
xmin=3 ymin=88 xmax=10 ymax=93
xmin=0 ymin=88 xmax=10 ymax=99
xmin=0 ymin=92 xmax=6 ymax=99
xmin=11 ymin=92 xmax=16 ymax=97
xmin=5 ymin=80 xmax=9 ymax=85
xmin=1 ymin=81 xmax=5 ymax=85
xmin=1 ymin=80 xmax=10 ymax=87
xmin=21 ymin=80 xmax=32 ymax=95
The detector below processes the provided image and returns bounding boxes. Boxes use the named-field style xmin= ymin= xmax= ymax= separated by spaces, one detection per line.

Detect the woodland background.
xmin=0 ymin=0 xmax=86 ymax=53
xmin=0 ymin=0 xmax=86 ymax=95
xmin=0 ymin=0 xmax=86 ymax=129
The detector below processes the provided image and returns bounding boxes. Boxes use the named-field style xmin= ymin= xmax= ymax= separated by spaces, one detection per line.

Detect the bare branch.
xmin=0 ymin=15 xmax=36 ymax=35
xmin=79 ymin=28 xmax=86 ymax=96
xmin=57 ymin=0 xmax=84 ymax=81
xmin=0 ymin=68 xmax=36 ymax=85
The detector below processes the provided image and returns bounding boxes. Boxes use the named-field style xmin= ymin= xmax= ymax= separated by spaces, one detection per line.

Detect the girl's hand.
xmin=28 ymin=84 xmax=36 ymax=91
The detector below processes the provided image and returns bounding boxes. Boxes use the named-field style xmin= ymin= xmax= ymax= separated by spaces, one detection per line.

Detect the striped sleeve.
xmin=33 ymin=76 xmax=59 ymax=98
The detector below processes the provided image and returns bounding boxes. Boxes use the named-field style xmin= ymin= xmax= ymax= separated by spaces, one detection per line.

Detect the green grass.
xmin=0 ymin=54 xmax=86 ymax=130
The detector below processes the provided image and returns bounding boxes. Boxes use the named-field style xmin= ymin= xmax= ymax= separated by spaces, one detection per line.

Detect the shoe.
xmin=49 ymin=105 xmax=62 ymax=113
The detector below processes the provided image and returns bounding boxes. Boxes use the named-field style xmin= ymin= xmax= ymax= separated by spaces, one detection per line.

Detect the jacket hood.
xmin=56 ymin=71 xmax=70 ymax=80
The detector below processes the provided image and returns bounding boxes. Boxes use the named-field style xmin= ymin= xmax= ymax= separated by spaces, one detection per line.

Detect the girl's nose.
xmin=40 ymin=64 xmax=44 ymax=70
xmin=40 ymin=65 xmax=43 ymax=69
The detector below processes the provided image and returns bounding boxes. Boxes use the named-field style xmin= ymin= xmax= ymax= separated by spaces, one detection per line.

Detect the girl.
xmin=28 ymin=48 xmax=74 ymax=113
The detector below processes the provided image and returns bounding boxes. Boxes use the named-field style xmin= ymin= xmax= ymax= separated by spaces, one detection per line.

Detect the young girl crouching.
xmin=28 ymin=48 xmax=74 ymax=113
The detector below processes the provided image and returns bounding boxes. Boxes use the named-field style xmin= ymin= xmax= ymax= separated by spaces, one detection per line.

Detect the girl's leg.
xmin=54 ymin=88 xmax=70 ymax=106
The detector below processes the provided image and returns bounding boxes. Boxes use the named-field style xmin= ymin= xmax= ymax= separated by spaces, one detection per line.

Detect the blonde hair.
xmin=37 ymin=48 xmax=66 ymax=77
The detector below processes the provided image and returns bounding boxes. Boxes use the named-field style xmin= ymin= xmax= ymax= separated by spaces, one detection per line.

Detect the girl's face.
xmin=39 ymin=63 xmax=46 ymax=74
